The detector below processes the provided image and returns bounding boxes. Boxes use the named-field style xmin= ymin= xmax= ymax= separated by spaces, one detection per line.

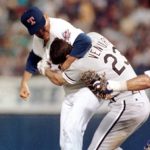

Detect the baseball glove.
xmin=81 ymin=70 xmax=112 ymax=99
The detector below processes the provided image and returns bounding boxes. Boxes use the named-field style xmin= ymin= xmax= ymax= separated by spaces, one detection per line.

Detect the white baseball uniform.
xmin=30 ymin=17 xmax=95 ymax=150
xmin=32 ymin=17 xmax=83 ymax=60
xmin=62 ymin=32 xmax=150 ymax=150
xmin=60 ymin=87 xmax=102 ymax=150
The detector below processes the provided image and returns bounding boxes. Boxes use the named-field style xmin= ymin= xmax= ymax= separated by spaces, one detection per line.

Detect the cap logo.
xmin=27 ymin=16 xmax=36 ymax=25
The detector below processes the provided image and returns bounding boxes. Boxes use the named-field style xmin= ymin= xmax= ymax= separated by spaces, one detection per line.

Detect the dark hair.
xmin=50 ymin=38 xmax=72 ymax=64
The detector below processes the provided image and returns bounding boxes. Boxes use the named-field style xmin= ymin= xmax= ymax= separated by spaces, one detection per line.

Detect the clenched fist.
xmin=20 ymin=82 xmax=30 ymax=100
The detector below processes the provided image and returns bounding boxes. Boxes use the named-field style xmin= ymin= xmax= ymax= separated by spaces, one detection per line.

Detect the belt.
xmin=110 ymin=91 xmax=140 ymax=102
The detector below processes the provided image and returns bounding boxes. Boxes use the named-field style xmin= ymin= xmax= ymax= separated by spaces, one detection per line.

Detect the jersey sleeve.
xmin=62 ymin=61 xmax=82 ymax=84
xmin=70 ymin=33 xmax=92 ymax=58
xmin=25 ymin=50 xmax=42 ymax=74
xmin=62 ymin=71 xmax=77 ymax=84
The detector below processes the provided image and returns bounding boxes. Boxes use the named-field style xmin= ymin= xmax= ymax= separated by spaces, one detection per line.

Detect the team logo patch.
xmin=62 ymin=29 xmax=71 ymax=41
xmin=27 ymin=16 xmax=36 ymax=25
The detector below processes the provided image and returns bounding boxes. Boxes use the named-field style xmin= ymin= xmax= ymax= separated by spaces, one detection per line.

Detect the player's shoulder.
xmin=50 ymin=17 xmax=69 ymax=24
xmin=87 ymin=32 xmax=104 ymax=39
xmin=87 ymin=32 xmax=113 ymax=47
xmin=69 ymin=57 xmax=99 ymax=70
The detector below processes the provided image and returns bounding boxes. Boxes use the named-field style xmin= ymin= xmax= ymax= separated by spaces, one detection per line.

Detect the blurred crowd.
xmin=0 ymin=0 xmax=150 ymax=76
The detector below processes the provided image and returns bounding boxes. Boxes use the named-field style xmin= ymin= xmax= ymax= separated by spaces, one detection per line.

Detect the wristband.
xmin=107 ymin=80 xmax=127 ymax=91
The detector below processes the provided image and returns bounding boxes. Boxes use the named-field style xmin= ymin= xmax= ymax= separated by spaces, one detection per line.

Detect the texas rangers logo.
xmin=27 ymin=16 xmax=36 ymax=25
xmin=62 ymin=29 xmax=71 ymax=41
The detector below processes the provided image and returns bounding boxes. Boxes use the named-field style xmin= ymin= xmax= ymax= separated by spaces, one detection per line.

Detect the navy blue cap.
xmin=21 ymin=7 xmax=46 ymax=35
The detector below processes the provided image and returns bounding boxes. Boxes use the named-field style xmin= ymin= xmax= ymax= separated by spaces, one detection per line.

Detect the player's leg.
xmin=88 ymin=100 xmax=127 ymax=150
xmin=88 ymin=93 xmax=150 ymax=150
xmin=61 ymin=87 xmax=102 ymax=150
xmin=60 ymin=93 xmax=75 ymax=149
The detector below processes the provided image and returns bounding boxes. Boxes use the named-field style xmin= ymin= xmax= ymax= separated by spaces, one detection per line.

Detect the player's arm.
xmin=38 ymin=62 xmax=76 ymax=86
xmin=20 ymin=71 xmax=32 ymax=100
xmin=85 ymin=71 xmax=150 ymax=97
xmin=61 ymin=33 xmax=91 ymax=70
xmin=107 ymin=72 xmax=150 ymax=91
xmin=37 ymin=59 xmax=78 ymax=86
xmin=19 ymin=50 xmax=42 ymax=100
xmin=127 ymin=74 xmax=150 ymax=90
xmin=44 ymin=68 xmax=67 ymax=86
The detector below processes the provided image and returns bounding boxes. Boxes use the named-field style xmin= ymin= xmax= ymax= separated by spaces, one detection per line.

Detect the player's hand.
xmin=93 ymin=80 xmax=113 ymax=95
xmin=37 ymin=59 xmax=51 ymax=75
xmin=81 ymin=71 xmax=113 ymax=99
xmin=19 ymin=82 xmax=30 ymax=100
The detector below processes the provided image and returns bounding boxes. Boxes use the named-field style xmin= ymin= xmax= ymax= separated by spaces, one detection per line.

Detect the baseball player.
xmin=38 ymin=32 xmax=150 ymax=150
xmin=38 ymin=40 xmax=103 ymax=149
xmin=19 ymin=6 xmax=92 ymax=100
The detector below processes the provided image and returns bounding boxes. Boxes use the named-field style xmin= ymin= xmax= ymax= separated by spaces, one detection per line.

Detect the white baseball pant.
xmin=60 ymin=87 xmax=102 ymax=150
xmin=88 ymin=91 xmax=150 ymax=150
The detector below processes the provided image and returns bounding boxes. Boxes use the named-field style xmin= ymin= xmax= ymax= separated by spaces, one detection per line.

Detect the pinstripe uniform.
xmin=62 ymin=32 xmax=150 ymax=150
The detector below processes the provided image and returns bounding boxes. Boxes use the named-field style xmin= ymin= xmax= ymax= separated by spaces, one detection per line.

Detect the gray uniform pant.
xmin=88 ymin=91 xmax=150 ymax=150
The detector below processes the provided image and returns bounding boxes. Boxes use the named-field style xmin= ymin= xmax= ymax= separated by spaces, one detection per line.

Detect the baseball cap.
xmin=21 ymin=7 xmax=46 ymax=35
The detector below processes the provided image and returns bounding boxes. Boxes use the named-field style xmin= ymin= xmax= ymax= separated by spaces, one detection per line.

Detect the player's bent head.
xmin=21 ymin=7 xmax=46 ymax=35
xmin=50 ymin=38 xmax=72 ymax=64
